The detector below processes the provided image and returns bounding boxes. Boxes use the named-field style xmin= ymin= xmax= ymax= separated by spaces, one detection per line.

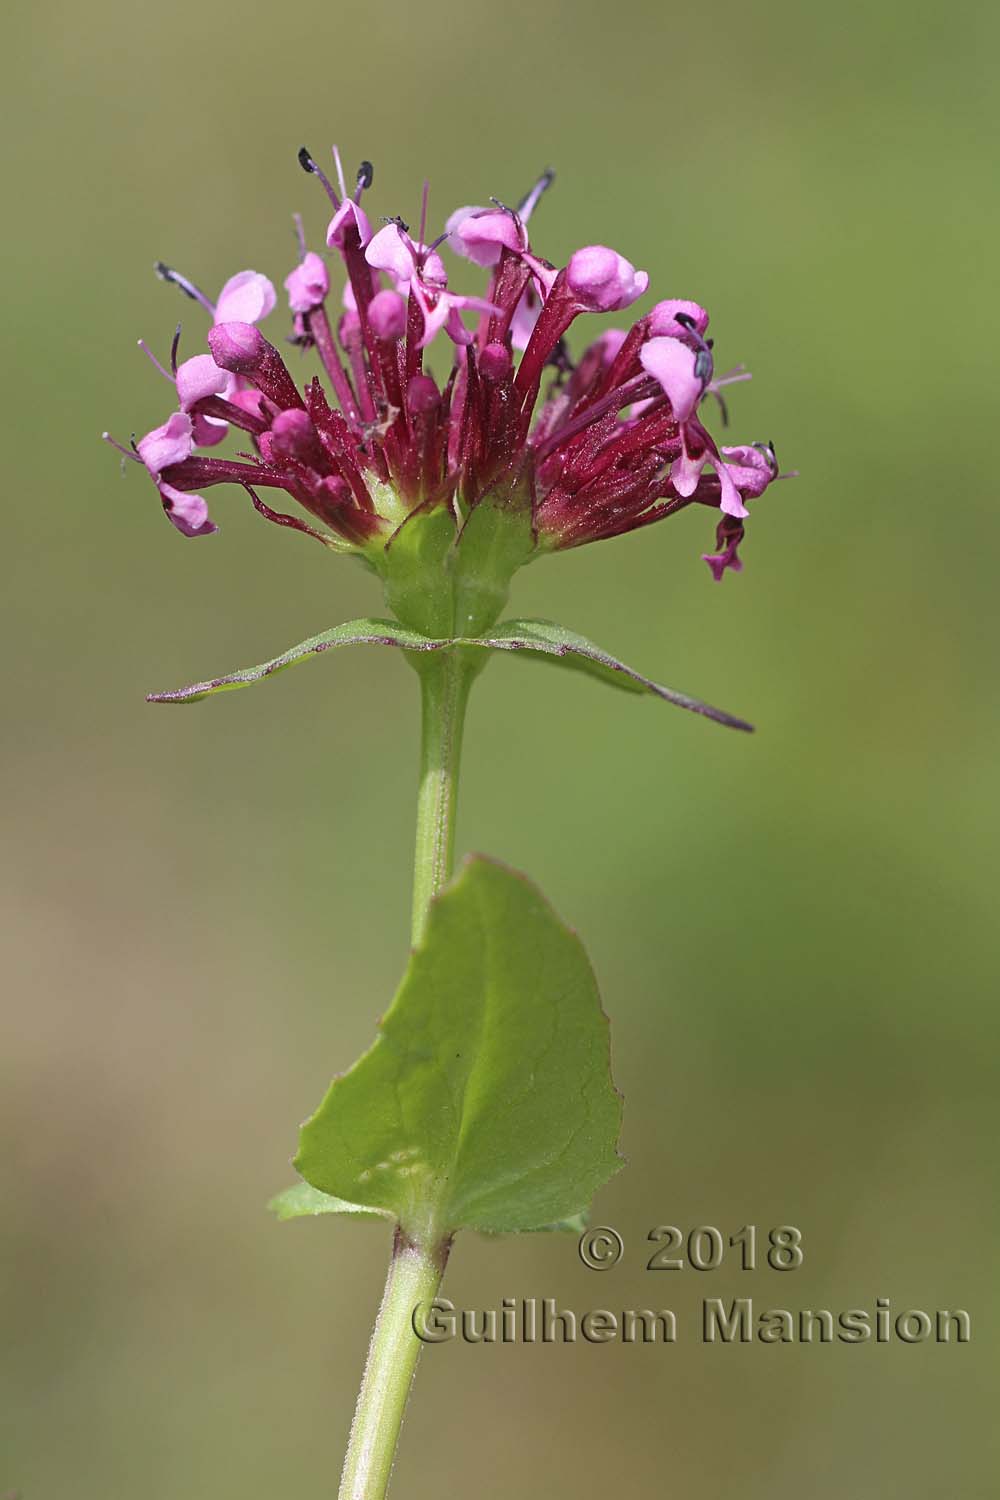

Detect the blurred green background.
xmin=3 ymin=0 xmax=998 ymax=1493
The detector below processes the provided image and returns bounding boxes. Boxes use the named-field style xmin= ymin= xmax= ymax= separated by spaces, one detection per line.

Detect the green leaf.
xmin=148 ymin=612 xmax=750 ymax=730
xmin=295 ymin=856 xmax=622 ymax=1241
xmin=145 ymin=618 xmax=440 ymax=703
xmin=268 ymin=1183 xmax=391 ymax=1222
xmin=268 ymin=1183 xmax=585 ymax=1234
xmin=480 ymin=618 xmax=753 ymax=731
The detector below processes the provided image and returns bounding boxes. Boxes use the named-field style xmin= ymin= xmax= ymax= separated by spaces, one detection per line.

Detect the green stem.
xmin=409 ymin=648 xmax=479 ymax=945
xmin=338 ymin=645 xmax=479 ymax=1500
xmin=337 ymin=1229 xmax=451 ymax=1500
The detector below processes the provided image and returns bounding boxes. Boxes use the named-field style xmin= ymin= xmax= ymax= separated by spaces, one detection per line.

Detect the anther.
xmin=517 ymin=168 xmax=555 ymax=222
xmin=356 ymin=161 xmax=374 ymax=191
xmin=154 ymin=262 xmax=197 ymax=301
xmin=154 ymin=263 xmax=214 ymax=315
xmin=298 ymin=146 xmax=340 ymax=208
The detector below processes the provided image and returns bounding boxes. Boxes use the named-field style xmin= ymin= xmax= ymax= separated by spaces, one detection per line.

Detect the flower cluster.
xmin=107 ymin=149 xmax=781 ymax=581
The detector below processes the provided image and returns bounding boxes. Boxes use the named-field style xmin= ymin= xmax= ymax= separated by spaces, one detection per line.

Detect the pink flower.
xmin=136 ymin=413 xmax=217 ymax=537
xmin=702 ymin=515 xmax=745 ymax=582
xmin=446 ymin=206 xmax=526 ymax=267
xmin=136 ymin=411 xmax=195 ymax=473
xmin=639 ymin=335 xmax=753 ymax=519
xmin=365 ymin=223 xmax=499 ymax=348
xmin=112 ymin=153 xmax=782 ymax=570
xmin=566 ymin=247 xmax=648 ymax=312
xmin=284 ymin=252 xmax=330 ymax=315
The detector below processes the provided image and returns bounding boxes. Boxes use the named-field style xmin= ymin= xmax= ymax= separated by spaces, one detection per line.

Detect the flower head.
xmin=108 ymin=150 xmax=784 ymax=602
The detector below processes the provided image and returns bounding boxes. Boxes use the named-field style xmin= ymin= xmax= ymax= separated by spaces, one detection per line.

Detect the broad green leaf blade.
xmin=146 ymin=618 xmax=445 ymax=703
xmin=268 ymin=1184 xmax=584 ymax=1234
xmin=268 ymin=1183 xmax=391 ymax=1222
xmin=478 ymin=618 xmax=753 ymax=731
xmin=295 ymin=856 xmax=622 ymax=1240
xmin=483 ymin=1211 xmax=589 ymax=1236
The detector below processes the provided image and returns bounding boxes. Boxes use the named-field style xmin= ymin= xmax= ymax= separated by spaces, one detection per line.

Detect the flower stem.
xmin=337 ymin=1229 xmax=451 ymax=1500
xmin=338 ymin=645 xmax=480 ymax=1500
xmin=410 ymin=647 xmax=480 ymax=945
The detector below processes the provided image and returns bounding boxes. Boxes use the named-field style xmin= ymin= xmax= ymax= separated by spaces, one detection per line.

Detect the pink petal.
xmin=191 ymin=413 xmax=229 ymax=447
xmin=510 ymin=285 xmax=542 ymax=350
xmin=714 ymin=459 xmax=751 ymax=519
xmin=364 ymin=224 xmax=415 ymax=282
xmin=215 ymin=271 xmax=277 ymax=325
xmin=639 ymin=337 xmax=703 ymax=424
xmin=327 ymin=200 xmax=373 ymax=249
xmin=718 ymin=444 xmax=777 ymax=499
xmin=136 ymin=411 xmax=194 ymax=475
xmin=284 ymin=251 xmax=329 ymax=314
xmin=566 ymin=246 xmax=648 ymax=312
xmin=175 ymin=354 xmax=236 ymax=410
xmin=159 ymin=482 xmax=217 ymax=537
xmin=648 ymin=299 xmax=710 ymax=338
xmin=413 ymin=284 xmax=451 ymax=348
xmin=447 ymin=208 xmax=524 ymax=267
xmin=670 ymin=445 xmax=705 ymax=498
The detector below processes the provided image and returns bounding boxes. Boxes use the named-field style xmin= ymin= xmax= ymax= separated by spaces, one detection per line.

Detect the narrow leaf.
xmin=148 ymin=612 xmax=751 ymax=730
xmin=295 ymin=856 xmax=623 ymax=1240
xmin=146 ymin=618 xmax=443 ymax=703
xmin=480 ymin=618 xmax=753 ymax=731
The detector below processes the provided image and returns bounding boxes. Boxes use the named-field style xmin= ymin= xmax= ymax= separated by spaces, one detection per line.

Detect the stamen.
xmin=137 ymin=339 xmax=173 ymax=383
xmin=154 ymin=262 xmax=214 ymax=316
xmin=418 ymin=181 xmax=430 ymax=259
xmin=711 ymin=364 xmax=751 ymax=389
xmin=332 ymin=145 xmax=348 ymax=202
xmin=170 ymin=323 xmax=181 ymax=377
xmin=298 ymin=146 xmax=341 ymax=209
xmin=517 ymin=168 xmax=555 ymax=223
xmin=293 ymin=212 xmax=307 ymax=262
xmin=102 ymin=431 xmax=142 ymax=462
